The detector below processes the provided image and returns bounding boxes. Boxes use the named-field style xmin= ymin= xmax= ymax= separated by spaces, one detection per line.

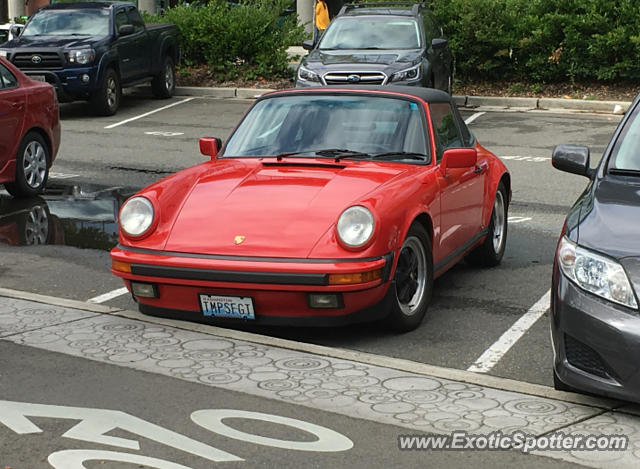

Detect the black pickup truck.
xmin=0 ymin=2 xmax=179 ymax=115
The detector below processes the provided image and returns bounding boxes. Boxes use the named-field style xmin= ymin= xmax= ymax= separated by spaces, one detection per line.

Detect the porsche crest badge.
xmin=234 ymin=235 xmax=246 ymax=245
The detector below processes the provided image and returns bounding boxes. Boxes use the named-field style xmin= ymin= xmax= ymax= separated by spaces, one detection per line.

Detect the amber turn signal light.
xmin=112 ymin=260 xmax=131 ymax=273
xmin=328 ymin=268 xmax=382 ymax=285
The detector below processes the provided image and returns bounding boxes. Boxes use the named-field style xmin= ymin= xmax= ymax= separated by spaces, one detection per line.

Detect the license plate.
xmin=199 ymin=294 xmax=255 ymax=320
xmin=30 ymin=75 xmax=46 ymax=82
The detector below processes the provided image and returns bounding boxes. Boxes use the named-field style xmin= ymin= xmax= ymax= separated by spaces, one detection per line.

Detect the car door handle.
xmin=12 ymin=102 xmax=24 ymax=110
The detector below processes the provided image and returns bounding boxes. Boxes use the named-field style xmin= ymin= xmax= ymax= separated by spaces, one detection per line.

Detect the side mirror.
xmin=440 ymin=148 xmax=477 ymax=174
xmin=10 ymin=25 xmax=23 ymax=37
xmin=552 ymin=144 xmax=591 ymax=178
xmin=302 ymin=39 xmax=315 ymax=51
xmin=432 ymin=38 xmax=448 ymax=50
xmin=200 ymin=137 xmax=222 ymax=160
xmin=118 ymin=24 xmax=135 ymax=36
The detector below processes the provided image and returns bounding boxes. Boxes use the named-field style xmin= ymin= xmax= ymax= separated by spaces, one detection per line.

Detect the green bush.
xmin=431 ymin=0 xmax=640 ymax=82
xmin=146 ymin=0 xmax=304 ymax=80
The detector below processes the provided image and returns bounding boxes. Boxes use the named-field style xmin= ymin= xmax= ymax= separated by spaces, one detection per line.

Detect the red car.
xmin=0 ymin=56 xmax=60 ymax=198
xmin=110 ymin=87 xmax=510 ymax=331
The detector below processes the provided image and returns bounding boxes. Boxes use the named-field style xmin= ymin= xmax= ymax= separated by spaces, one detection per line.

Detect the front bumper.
xmin=23 ymin=66 xmax=99 ymax=102
xmin=110 ymin=245 xmax=395 ymax=326
xmin=551 ymin=264 xmax=640 ymax=402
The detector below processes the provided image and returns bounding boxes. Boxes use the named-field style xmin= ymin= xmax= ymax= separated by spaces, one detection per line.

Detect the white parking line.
xmin=104 ymin=98 xmax=194 ymax=129
xmin=87 ymin=287 xmax=129 ymax=304
xmin=465 ymin=112 xmax=486 ymax=125
xmin=467 ymin=289 xmax=551 ymax=373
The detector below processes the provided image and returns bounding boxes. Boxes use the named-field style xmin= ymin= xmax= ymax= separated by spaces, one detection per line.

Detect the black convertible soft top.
xmin=265 ymin=85 xmax=452 ymax=103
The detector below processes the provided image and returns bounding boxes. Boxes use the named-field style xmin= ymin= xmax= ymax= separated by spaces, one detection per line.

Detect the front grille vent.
xmin=13 ymin=52 xmax=63 ymax=70
xmin=323 ymin=72 xmax=386 ymax=85
xmin=564 ymin=334 xmax=610 ymax=379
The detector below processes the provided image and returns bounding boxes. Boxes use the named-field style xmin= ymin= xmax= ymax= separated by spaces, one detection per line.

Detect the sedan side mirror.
xmin=302 ymin=39 xmax=315 ymax=51
xmin=118 ymin=24 xmax=135 ymax=36
xmin=200 ymin=137 xmax=222 ymax=160
xmin=552 ymin=144 xmax=592 ymax=178
xmin=440 ymin=148 xmax=477 ymax=175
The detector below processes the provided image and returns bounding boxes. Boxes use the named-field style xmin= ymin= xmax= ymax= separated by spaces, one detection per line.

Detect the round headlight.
xmin=120 ymin=196 xmax=154 ymax=237
xmin=337 ymin=206 xmax=375 ymax=248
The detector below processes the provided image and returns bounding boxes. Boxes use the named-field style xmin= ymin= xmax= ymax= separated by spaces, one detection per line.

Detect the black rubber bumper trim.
xmin=131 ymin=264 xmax=329 ymax=286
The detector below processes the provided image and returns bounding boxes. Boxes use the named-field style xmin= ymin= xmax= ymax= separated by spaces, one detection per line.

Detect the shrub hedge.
xmin=144 ymin=0 xmax=304 ymax=80
xmin=431 ymin=0 xmax=640 ymax=82
xmin=151 ymin=0 xmax=640 ymax=83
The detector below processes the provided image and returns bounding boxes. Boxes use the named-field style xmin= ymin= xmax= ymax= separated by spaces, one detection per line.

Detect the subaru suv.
xmin=296 ymin=2 xmax=453 ymax=92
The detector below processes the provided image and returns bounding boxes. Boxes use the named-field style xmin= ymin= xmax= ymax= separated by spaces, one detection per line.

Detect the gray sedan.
xmin=551 ymin=93 xmax=640 ymax=402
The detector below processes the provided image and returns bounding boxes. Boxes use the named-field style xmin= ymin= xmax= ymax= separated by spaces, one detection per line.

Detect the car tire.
xmin=386 ymin=223 xmax=433 ymax=332
xmin=91 ymin=67 xmax=121 ymax=116
xmin=466 ymin=181 xmax=508 ymax=267
xmin=4 ymin=132 xmax=50 ymax=198
xmin=152 ymin=55 xmax=175 ymax=99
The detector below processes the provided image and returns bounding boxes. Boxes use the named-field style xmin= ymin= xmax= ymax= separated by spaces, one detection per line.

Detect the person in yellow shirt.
xmin=315 ymin=0 xmax=330 ymax=41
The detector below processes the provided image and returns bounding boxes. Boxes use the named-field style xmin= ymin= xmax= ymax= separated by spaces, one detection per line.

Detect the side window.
xmin=429 ymin=102 xmax=463 ymax=162
xmin=127 ymin=7 xmax=145 ymax=33
xmin=115 ymin=9 xmax=130 ymax=32
xmin=451 ymin=104 xmax=475 ymax=147
xmin=0 ymin=63 xmax=18 ymax=90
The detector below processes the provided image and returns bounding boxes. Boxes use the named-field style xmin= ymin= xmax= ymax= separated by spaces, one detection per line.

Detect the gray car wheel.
xmin=4 ymin=132 xmax=50 ymax=198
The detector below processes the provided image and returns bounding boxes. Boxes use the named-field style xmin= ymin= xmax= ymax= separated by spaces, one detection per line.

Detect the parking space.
xmin=0 ymin=96 xmax=624 ymax=389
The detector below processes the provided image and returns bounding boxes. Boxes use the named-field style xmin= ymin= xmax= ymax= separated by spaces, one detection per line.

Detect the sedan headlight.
xmin=67 ymin=48 xmax=95 ymax=65
xmin=120 ymin=196 xmax=155 ymax=238
xmin=337 ymin=206 xmax=375 ymax=248
xmin=298 ymin=64 xmax=320 ymax=83
xmin=0 ymin=50 xmax=8 ymax=58
xmin=558 ymin=236 xmax=638 ymax=309
xmin=391 ymin=64 xmax=421 ymax=82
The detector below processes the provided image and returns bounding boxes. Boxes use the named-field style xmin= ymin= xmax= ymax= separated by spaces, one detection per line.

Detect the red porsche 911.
xmin=110 ymin=86 xmax=510 ymax=331
xmin=0 ymin=56 xmax=60 ymax=197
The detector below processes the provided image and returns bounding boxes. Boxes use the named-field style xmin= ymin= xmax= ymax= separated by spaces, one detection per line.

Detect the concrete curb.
xmin=175 ymin=86 xmax=632 ymax=114
xmin=0 ymin=286 xmax=621 ymax=410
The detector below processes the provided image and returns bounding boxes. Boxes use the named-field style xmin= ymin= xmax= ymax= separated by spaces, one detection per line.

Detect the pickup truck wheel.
xmin=91 ymin=68 xmax=121 ymax=116
xmin=152 ymin=56 xmax=175 ymax=98
xmin=4 ymin=132 xmax=50 ymax=198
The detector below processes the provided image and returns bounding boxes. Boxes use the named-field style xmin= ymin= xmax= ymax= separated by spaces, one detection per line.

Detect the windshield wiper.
xmin=609 ymin=168 xmax=640 ymax=177
xmin=273 ymin=149 xmax=370 ymax=161
xmin=372 ymin=152 xmax=428 ymax=161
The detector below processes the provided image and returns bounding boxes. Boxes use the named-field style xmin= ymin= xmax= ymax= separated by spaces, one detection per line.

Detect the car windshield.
xmin=22 ymin=9 xmax=110 ymax=36
xmin=319 ymin=17 xmax=421 ymax=50
xmin=611 ymin=105 xmax=640 ymax=172
xmin=223 ymin=95 xmax=428 ymax=159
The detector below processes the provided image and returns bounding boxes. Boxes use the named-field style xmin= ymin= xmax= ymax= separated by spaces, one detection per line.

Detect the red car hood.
xmin=163 ymin=159 xmax=407 ymax=257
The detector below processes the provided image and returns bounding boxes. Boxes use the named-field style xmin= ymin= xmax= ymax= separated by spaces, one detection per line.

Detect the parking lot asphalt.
xmin=0 ymin=93 xmax=624 ymax=391
xmin=2 ymin=88 xmax=637 ymax=467
xmin=2 ymin=291 xmax=639 ymax=469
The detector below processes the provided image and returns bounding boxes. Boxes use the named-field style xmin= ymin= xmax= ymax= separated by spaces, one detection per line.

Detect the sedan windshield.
xmin=22 ymin=10 xmax=110 ymax=36
xmin=223 ymin=95 xmax=428 ymax=159
xmin=611 ymin=105 xmax=640 ymax=172
xmin=319 ymin=17 xmax=421 ymax=50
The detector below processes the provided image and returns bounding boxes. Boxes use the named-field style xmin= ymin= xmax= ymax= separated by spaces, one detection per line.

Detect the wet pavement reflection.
xmin=0 ymin=183 xmax=133 ymax=250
